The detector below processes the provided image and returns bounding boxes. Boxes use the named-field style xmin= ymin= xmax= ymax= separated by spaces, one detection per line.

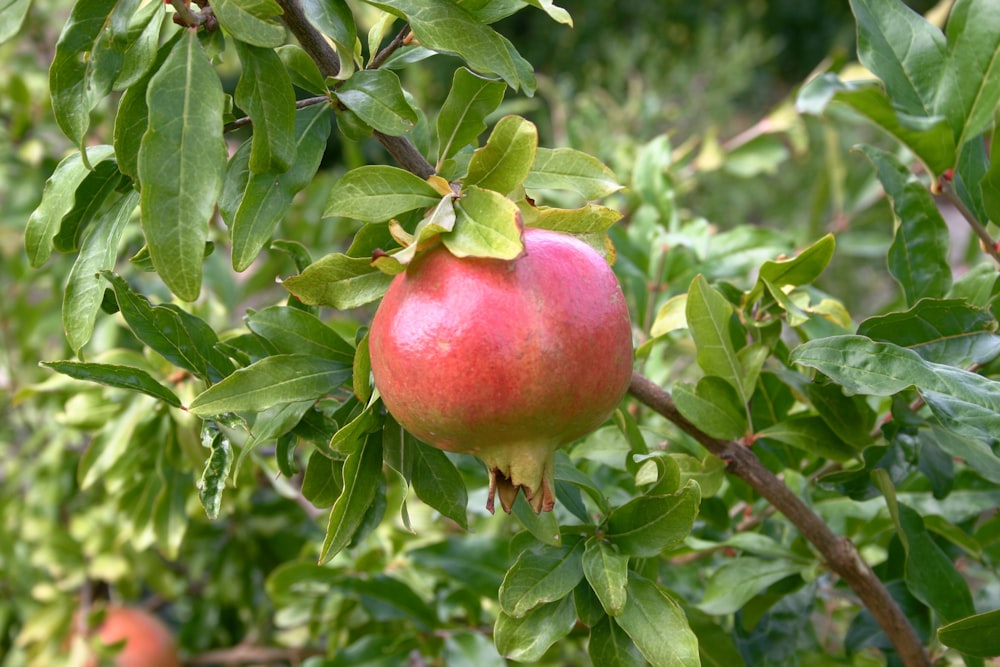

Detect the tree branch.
xmin=940 ymin=176 xmax=1000 ymax=266
xmin=628 ymin=372 xmax=931 ymax=667
xmin=275 ymin=0 xmax=436 ymax=178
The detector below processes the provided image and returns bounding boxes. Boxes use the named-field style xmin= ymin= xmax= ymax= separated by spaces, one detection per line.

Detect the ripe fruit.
xmin=82 ymin=606 xmax=181 ymax=667
xmin=370 ymin=227 xmax=633 ymax=513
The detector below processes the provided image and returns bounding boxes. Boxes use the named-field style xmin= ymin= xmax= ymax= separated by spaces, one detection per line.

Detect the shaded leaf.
xmin=589 ymin=616 xmax=643 ymax=667
xmin=234 ymin=41 xmax=297 ymax=174
xmin=212 ymin=0 xmax=285 ymax=47
xmin=245 ymin=305 xmax=355 ymax=363
xmin=938 ymin=609 xmax=1000 ymax=658
xmin=319 ymin=432 xmax=384 ymax=563
xmin=756 ymin=414 xmax=858 ymax=462
xmin=436 ymin=67 xmax=506 ymax=164
xmin=410 ymin=440 xmax=469 ymax=529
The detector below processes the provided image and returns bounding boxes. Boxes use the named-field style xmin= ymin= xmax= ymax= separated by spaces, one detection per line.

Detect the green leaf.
xmin=858 ymin=145 xmax=952 ymax=305
xmin=443 ymin=632 xmax=508 ymax=667
xmin=464 ymin=115 xmax=538 ymax=195
xmin=230 ymin=105 xmax=333 ymax=270
xmin=245 ymin=305 xmax=355 ymax=363
xmin=747 ymin=234 xmax=835 ymax=304
xmin=40 ymin=361 xmax=181 ymax=408
xmin=319 ymin=432 xmax=384 ymax=563
xmin=25 ymin=146 xmax=116 ymax=267
xmin=365 ymin=0 xmax=535 ymax=93
xmin=211 ymin=0 xmax=286 ymax=47
xmin=755 ymin=415 xmax=858 ymax=462
xmin=137 ymin=31 xmax=227 ymax=301
xmin=938 ymin=609 xmax=1000 ymax=658
xmin=102 ymin=272 xmax=236 ymax=382
xmin=617 ymin=575 xmax=700 ymax=667
xmin=605 ymin=481 xmax=701 ymax=558
xmin=523 ymin=0 xmax=572 ymax=25
xmin=329 ymin=400 xmax=380 ymax=455
xmin=686 ymin=274 xmax=749 ymax=402
xmin=49 ymin=0 xmax=120 ymax=152
xmin=589 ymin=616 xmax=644 ymax=667
xmin=198 ymin=423 xmax=233 ymax=520
xmin=789 ymin=335 xmax=1000 ymax=443
xmin=154 ymin=468 xmax=189 ymax=559
xmin=850 ymin=0 xmax=945 ymax=120
xmin=981 ymin=109 xmax=1000 ymax=225
xmin=62 ymin=191 xmax=138 ymax=351
xmin=234 ymin=41 xmax=297 ymax=174
xmin=858 ymin=298 xmax=1000 ymax=367
xmin=499 ymin=541 xmax=584 ymax=618
xmin=53 ymin=158 xmax=124 ymax=254
xmin=442 ymin=185 xmax=524 ymax=259
xmin=324 ymin=165 xmax=441 ymax=221
xmin=935 ymin=0 xmax=1000 ymax=151
xmin=111 ymin=1 xmax=164 ymax=90
xmin=301 ymin=0 xmax=357 ymax=61
xmin=698 ymin=557 xmax=806 ymax=615
xmin=650 ymin=294 xmax=688 ymax=339
xmin=522 ymin=202 xmax=622 ymax=234
xmin=276 ymin=44 xmax=327 ymax=95
xmin=301 ymin=450 xmax=345 ymax=509
xmin=410 ymin=441 xmax=469 ymax=529
xmin=236 ymin=399 xmax=316 ymax=477
xmin=436 ymin=67 xmax=506 ymax=165
xmin=0 ymin=0 xmax=30 ymax=43
xmin=188 ymin=354 xmax=350 ymax=416
xmin=335 ymin=69 xmax=418 ymax=136
xmin=673 ymin=377 xmax=747 ymax=441
xmin=583 ymin=539 xmax=629 ymax=617
xmin=525 ymin=147 xmax=623 ymax=200
xmin=494 ymin=595 xmax=576 ymax=662
xmin=805 ymin=383 xmax=875 ymax=449
xmin=875 ymin=472 xmax=975 ymax=624
xmin=282 ymin=252 xmax=394 ymax=309
xmin=928 ymin=425 xmax=1000 ymax=485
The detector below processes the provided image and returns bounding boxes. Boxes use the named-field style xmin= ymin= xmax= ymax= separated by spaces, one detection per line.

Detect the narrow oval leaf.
xmin=198 ymin=424 xmax=233 ymax=520
xmin=699 ymin=557 xmax=805 ymax=615
xmin=858 ymin=145 xmax=952 ymax=305
xmin=25 ymin=146 xmax=116 ymax=267
xmin=755 ymin=415 xmax=858 ymax=462
xmin=465 ymin=115 xmax=538 ymax=196
xmin=40 ymin=360 xmax=181 ymax=407
xmin=617 ymin=576 xmax=700 ymax=667
xmin=0 ymin=0 xmax=30 ymax=43
xmin=187 ymin=354 xmax=351 ymax=416
xmin=324 ymin=165 xmax=441 ymax=221
xmin=499 ymin=541 xmax=585 ymax=618
xmin=443 ymin=185 xmax=524 ymax=259
xmin=747 ymin=234 xmax=835 ymax=304
xmin=437 ymin=67 xmax=506 ymax=165
xmin=523 ymin=203 xmax=622 ymax=234
xmin=319 ymin=433 xmax=384 ymax=564
xmin=234 ymin=41 xmax=297 ymax=174
xmin=938 ymin=609 xmax=1000 ymax=658
xmin=301 ymin=0 xmax=357 ymax=60
xmin=686 ymin=274 xmax=748 ymax=402
xmin=605 ymin=481 xmax=701 ymax=558
xmin=245 ymin=305 xmax=355 ymax=363
xmin=137 ymin=31 xmax=227 ymax=301
xmin=525 ymin=147 xmax=623 ymax=200
xmin=335 ymin=69 xmax=418 ymax=136
xmin=673 ymin=378 xmax=747 ymax=441
xmin=494 ymin=596 xmax=576 ymax=662
xmin=583 ymin=540 xmax=629 ymax=617
xmin=53 ymin=159 xmax=124 ymax=254
xmin=410 ymin=440 xmax=469 ymax=529
xmin=211 ymin=0 xmax=286 ymax=47
xmin=282 ymin=253 xmax=394 ymax=309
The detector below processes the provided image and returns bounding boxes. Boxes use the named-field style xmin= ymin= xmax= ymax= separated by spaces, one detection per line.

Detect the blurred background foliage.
xmin=4 ymin=1 xmax=991 ymax=666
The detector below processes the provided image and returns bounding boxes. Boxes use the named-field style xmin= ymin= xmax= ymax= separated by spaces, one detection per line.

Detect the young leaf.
xmin=102 ymin=272 xmax=236 ymax=382
xmin=617 ymin=575 xmax=700 ymax=667
xmin=365 ymin=0 xmax=536 ymax=93
xmin=443 ymin=185 xmax=524 ymax=259
xmin=464 ymin=115 xmax=538 ymax=196
xmin=245 ymin=305 xmax=355 ymax=363
xmin=282 ymin=253 xmax=394 ymax=309
xmin=40 ymin=361 xmax=181 ymax=408
xmin=583 ymin=539 xmax=629 ymax=617
xmin=211 ymin=0 xmax=286 ymax=48
xmin=437 ymin=67 xmax=506 ymax=165
xmin=319 ymin=432 xmax=384 ymax=564
xmin=686 ymin=274 xmax=748 ymax=401
xmin=188 ymin=355 xmax=351 ymax=416
xmin=335 ymin=69 xmax=418 ymax=136
xmin=198 ymin=424 xmax=233 ymax=520
xmin=25 ymin=145 xmax=116 ymax=267
xmin=858 ymin=145 xmax=952 ymax=305
xmin=324 ymin=165 xmax=441 ymax=221
xmin=746 ymin=234 xmax=835 ymax=304
xmin=499 ymin=541 xmax=585 ymax=618
xmin=938 ymin=609 xmax=1000 ymax=658
xmin=234 ymin=41 xmax=297 ymax=174
xmin=494 ymin=595 xmax=576 ymax=662
xmin=137 ymin=31 xmax=227 ymax=301
xmin=231 ymin=105 xmax=333 ymax=271
xmin=605 ymin=481 xmax=701 ymax=558
xmin=525 ymin=147 xmax=623 ymax=200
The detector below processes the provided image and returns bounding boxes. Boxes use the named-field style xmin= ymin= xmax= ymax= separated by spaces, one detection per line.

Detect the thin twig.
xmin=168 ymin=0 xmax=204 ymax=27
xmin=223 ymin=96 xmax=332 ymax=133
xmin=628 ymin=372 xmax=931 ymax=667
xmin=940 ymin=178 xmax=1000 ymax=266
xmin=368 ymin=25 xmax=411 ymax=70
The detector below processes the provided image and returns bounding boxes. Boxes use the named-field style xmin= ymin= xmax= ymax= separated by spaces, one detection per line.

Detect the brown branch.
xmin=223 ymin=96 xmax=332 ymax=133
xmin=187 ymin=644 xmax=324 ymax=665
xmin=368 ymin=25 xmax=411 ymax=71
xmin=940 ymin=177 xmax=1000 ymax=266
xmin=628 ymin=372 xmax=931 ymax=667
xmin=275 ymin=0 xmax=436 ymax=178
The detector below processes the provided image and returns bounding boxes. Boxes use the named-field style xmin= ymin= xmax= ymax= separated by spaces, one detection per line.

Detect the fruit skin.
xmin=82 ymin=606 xmax=182 ymax=667
xmin=370 ymin=227 xmax=633 ymax=513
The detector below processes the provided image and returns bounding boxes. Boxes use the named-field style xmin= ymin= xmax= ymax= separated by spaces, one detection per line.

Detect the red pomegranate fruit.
xmin=369 ymin=227 xmax=633 ymax=514
xmin=82 ymin=605 xmax=182 ymax=667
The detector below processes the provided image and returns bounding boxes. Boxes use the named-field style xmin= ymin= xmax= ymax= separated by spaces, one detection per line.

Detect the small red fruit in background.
xmin=370 ymin=227 xmax=634 ymax=514
xmin=82 ymin=606 xmax=182 ymax=667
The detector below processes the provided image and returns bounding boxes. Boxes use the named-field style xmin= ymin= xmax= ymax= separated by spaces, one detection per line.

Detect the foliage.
xmin=1 ymin=0 xmax=1000 ymax=666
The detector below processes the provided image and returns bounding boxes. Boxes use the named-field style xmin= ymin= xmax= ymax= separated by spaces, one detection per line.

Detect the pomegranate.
xmin=369 ymin=227 xmax=633 ymax=513
xmin=82 ymin=606 xmax=182 ymax=667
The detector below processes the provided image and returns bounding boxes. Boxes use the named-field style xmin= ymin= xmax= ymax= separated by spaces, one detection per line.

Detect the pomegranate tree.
xmin=369 ymin=227 xmax=633 ymax=514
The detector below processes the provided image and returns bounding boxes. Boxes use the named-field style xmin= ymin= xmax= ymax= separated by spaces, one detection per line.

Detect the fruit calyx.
xmin=482 ymin=439 xmax=558 ymax=514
